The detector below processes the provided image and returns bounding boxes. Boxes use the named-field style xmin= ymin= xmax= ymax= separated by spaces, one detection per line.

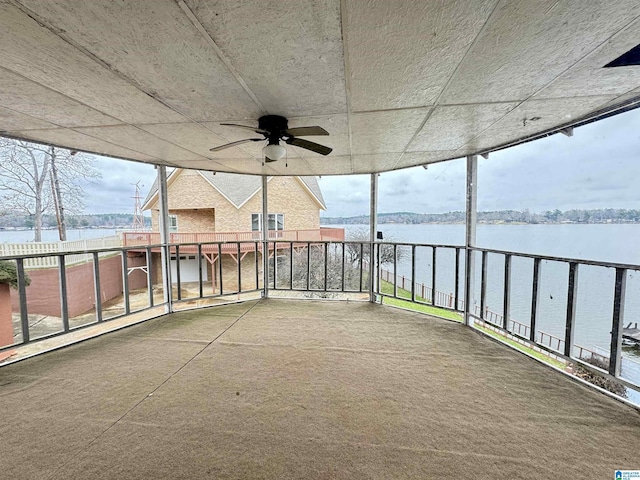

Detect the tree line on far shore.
xmin=0 ymin=212 xmax=151 ymax=230
xmin=321 ymin=208 xmax=640 ymax=225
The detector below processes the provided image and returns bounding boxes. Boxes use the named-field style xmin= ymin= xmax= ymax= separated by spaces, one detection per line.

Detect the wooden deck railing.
xmin=121 ymin=228 xmax=345 ymax=247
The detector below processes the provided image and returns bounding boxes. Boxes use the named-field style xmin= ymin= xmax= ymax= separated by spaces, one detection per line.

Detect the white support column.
xmin=157 ymin=165 xmax=172 ymax=313
xmin=464 ymin=155 xmax=478 ymax=326
xmin=369 ymin=173 xmax=378 ymax=303
xmin=262 ymin=175 xmax=269 ymax=299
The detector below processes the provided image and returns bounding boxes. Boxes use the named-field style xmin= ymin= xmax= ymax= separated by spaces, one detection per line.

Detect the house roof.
xmin=1 ymin=2 xmax=639 ymax=176
xmin=142 ymin=170 xmax=325 ymax=210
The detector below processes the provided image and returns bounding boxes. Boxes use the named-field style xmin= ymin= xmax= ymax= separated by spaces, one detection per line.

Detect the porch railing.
xmin=121 ymin=228 xmax=345 ymax=247
xmin=0 ymin=236 xmax=121 ymax=269
xmin=1 ymin=238 xmax=638 ymax=400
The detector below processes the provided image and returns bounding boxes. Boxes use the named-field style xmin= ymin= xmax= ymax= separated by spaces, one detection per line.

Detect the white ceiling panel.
xmin=73 ymin=126 xmax=207 ymax=162
xmin=393 ymin=151 xmax=462 ymax=170
xmin=10 ymin=128 xmax=159 ymax=162
xmin=184 ymin=0 xmax=347 ymax=117
xmin=203 ymin=122 xmax=268 ymax=159
xmin=138 ymin=123 xmax=252 ymax=159
xmin=206 ymin=158 xmax=279 ymax=176
xmin=259 ymin=158 xmax=316 ymax=176
xmin=0 ymin=67 xmax=121 ymax=128
xmin=351 ymin=109 xmax=429 ymax=155
xmin=441 ymin=0 xmax=640 ymax=104
xmin=462 ymin=96 xmax=616 ymax=152
xmin=14 ymin=0 xmax=263 ymax=122
xmin=351 ymin=154 xmax=402 ymax=174
xmin=287 ymin=114 xmax=350 ymax=157
xmin=537 ymin=18 xmax=640 ymax=99
xmin=407 ymin=103 xmax=517 ymax=152
xmin=0 ymin=107 xmax=60 ymax=132
xmin=0 ymin=1 xmax=639 ymax=176
xmin=166 ymin=158 xmax=235 ymax=173
xmin=0 ymin=1 xmax=186 ymax=125
xmin=305 ymin=155 xmax=354 ymax=176
xmin=598 ymin=88 xmax=640 ymax=112
xmin=346 ymin=0 xmax=497 ymax=111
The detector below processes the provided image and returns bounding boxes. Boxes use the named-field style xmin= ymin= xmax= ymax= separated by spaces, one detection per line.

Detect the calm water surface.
xmin=333 ymin=224 xmax=640 ymax=374
xmin=0 ymin=228 xmax=120 ymax=243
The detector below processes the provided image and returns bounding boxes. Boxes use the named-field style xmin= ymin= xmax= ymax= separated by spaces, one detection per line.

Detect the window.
xmin=251 ymin=213 xmax=284 ymax=231
xmin=168 ymin=214 xmax=178 ymax=233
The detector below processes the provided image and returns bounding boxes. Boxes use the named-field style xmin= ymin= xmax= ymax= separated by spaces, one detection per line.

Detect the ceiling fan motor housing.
xmin=259 ymin=115 xmax=289 ymax=144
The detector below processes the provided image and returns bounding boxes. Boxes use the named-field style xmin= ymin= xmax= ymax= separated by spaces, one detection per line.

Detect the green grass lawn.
xmin=378 ymin=279 xmax=566 ymax=369
xmin=378 ymin=280 xmax=462 ymax=321
xmin=474 ymin=324 xmax=567 ymax=369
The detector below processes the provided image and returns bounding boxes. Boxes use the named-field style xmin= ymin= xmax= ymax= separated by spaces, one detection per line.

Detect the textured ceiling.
xmin=1 ymin=0 xmax=640 ymax=175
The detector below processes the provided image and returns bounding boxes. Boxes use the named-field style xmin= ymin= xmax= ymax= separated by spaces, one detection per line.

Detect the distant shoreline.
xmin=321 ymin=220 xmax=640 ymax=226
xmin=320 ymin=208 xmax=640 ymax=226
xmin=0 ymin=226 xmax=128 ymax=232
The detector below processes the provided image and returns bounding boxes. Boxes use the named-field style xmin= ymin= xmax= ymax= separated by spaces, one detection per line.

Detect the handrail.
xmin=1 ymin=238 xmax=637 ymax=397
xmin=122 ymin=228 xmax=346 ymax=247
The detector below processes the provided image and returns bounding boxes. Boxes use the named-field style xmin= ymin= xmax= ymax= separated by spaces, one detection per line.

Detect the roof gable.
xmin=142 ymin=170 xmax=326 ymax=210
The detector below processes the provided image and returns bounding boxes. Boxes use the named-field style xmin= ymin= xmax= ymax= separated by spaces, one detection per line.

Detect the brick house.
xmin=134 ymin=169 xmax=342 ymax=292
xmin=142 ymin=169 xmax=326 ymax=234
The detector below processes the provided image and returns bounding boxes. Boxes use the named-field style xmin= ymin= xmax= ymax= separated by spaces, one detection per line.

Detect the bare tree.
xmin=0 ymin=139 xmax=101 ymax=241
xmin=0 ymin=140 xmax=51 ymax=241
xmin=345 ymin=226 xmax=407 ymax=266
xmin=274 ymin=244 xmax=365 ymax=298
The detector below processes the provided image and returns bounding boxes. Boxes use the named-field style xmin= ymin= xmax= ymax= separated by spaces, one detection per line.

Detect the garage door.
xmin=170 ymin=255 xmax=208 ymax=283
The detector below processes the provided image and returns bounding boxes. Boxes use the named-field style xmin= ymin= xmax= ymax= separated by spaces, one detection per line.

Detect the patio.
xmin=2 ymin=299 xmax=639 ymax=479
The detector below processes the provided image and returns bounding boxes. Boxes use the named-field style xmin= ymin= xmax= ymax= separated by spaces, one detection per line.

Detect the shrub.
xmin=0 ymin=260 xmax=30 ymax=289
xmin=573 ymin=355 xmax=627 ymax=398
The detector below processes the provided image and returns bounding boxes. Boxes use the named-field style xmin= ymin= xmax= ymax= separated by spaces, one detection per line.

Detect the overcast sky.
xmin=86 ymin=107 xmax=640 ymax=217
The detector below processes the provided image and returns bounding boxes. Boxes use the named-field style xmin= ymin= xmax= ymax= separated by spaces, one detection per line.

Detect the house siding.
xmin=148 ymin=173 xmax=321 ymax=233
xmin=237 ymin=177 xmax=320 ymax=232
xmin=171 ymin=209 xmax=215 ymax=233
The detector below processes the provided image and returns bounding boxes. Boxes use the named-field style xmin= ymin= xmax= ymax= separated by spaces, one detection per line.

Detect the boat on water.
xmin=623 ymin=323 xmax=640 ymax=346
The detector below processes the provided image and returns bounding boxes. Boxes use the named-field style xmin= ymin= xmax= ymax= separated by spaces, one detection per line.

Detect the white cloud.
xmin=83 ymin=156 xmax=157 ymax=214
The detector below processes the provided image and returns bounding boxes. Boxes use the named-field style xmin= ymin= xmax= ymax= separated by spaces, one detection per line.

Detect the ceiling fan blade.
xmin=286 ymin=137 xmax=332 ymax=156
xmin=220 ymin=123 xmax=268 ymax=134
xmin=209 ymin=138 xmax=262 ymax=152
xmin=283 ymin=126 xmax=329 ymax=137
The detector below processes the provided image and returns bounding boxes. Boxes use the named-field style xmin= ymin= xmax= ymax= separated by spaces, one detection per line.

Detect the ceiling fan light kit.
xmin=263 ymin=143 xmax=286 ymax=161
xmin=210 ymin=115 xmax=332 ymax=163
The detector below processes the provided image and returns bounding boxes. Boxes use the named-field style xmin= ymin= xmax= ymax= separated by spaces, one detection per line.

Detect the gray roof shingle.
xmin=143 ymin=170 xmax=325 ymax=209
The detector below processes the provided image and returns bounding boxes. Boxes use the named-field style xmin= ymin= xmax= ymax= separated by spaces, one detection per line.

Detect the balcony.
xmin=2 ymin=297 xmax=640 ymax=478
xmin=121 ymin=228 xmax=346 ymax=252
xmin=1 ymin=238 xmax=640 ymax=479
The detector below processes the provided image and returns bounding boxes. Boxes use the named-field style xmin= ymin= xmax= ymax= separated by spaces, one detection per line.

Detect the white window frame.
xmin=168 ymin=214 xmax=178 ymax=233
xmin=251 ymin=213 xmax=284 ymax=231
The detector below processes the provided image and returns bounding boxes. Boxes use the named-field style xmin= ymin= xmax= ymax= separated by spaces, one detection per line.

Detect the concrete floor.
xmin=1 ymin=299 xmax=639 ymax=479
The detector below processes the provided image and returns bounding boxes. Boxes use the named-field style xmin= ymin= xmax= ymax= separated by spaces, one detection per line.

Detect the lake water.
xmin=332 ymin=224 xmax=640 ymax=373
xmin=0 ymin=228 xmax=120 ymax=243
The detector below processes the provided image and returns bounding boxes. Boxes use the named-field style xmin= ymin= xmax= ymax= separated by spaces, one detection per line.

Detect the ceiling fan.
xmin=210 ymin=115 xmax=332 ymax=162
